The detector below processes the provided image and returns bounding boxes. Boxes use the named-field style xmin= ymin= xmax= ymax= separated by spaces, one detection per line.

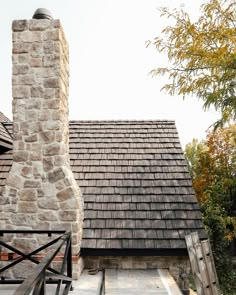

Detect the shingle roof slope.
xmin=0 ymin=112 xmax=11 ymax=123
xmin=0 ymin=120 xmax=205 ymax=250
xmin=0 ymin=113 xmax=12 ymax=149
xmin=69 ymin=120 xmax=205 ymax=250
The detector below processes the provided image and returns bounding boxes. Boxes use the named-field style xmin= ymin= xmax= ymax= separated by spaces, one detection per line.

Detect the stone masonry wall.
xmin=83 ymin=255 xmax=191 ymax=291
xmin=0 ymin=19 xmax=83 ymax=278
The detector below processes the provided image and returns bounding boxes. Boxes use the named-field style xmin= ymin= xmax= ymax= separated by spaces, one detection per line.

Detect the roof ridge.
xmin=69 ymin=120 xmax=176 ymax=124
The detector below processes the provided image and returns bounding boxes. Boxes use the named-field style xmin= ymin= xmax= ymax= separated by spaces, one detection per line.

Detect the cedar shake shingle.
xmin=0 ymin=119 xmax=206 ymax=250
xmin=0 ymin=113 xmax=12 ymax=150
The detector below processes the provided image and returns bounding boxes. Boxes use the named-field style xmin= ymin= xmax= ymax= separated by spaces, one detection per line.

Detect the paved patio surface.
xmin=0 ymin=269 xmax=182 ymax=295
xmin=0 ymin=271 xmax=102 ymax=295
xmin=105 ymin=269 xmax=182 ymax=295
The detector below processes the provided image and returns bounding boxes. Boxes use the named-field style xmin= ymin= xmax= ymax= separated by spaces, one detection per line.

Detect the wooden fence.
xmin=185 ymin=232 xmax=221 ymax=295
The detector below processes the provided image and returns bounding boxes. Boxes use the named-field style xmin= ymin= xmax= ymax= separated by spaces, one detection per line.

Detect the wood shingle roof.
xmin=0 ymin=120 xmax=206 ymax=251
xmin=70 ymin=120 xmax=205 ymax=250
xmin=0 ymin=113 xmax=12 ymax=150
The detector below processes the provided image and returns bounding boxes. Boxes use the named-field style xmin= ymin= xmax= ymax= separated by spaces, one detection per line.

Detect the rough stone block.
xmin=44 ymin=88 xmax=55 ymax=99
xmin=121 ymin=259 xmax=133 ymax=269
xmin=12 ymin=20 xmax=29 ymax=32
xmin=18 ymin=201 xmax=38 ymax=213
xmin=31 ymin=43 xmax=44 ymax=57
xmin=47 ymin=167 xmax=65 ymax=183
xmin=35 ymin=67 xmax=57 ymax=78
xmin=21 ymin=166 xmax=33 ymax=178
xmin=18 ymin=54 xmax=29 ymax=64
xmin=12 ymin=75 xmax=18 ymax=85
xmin=43 ymin=143 xmax=61 ymax=156
xmin=38 ymin=111 xmax=51 ymax=121
xmin=24 ymin=180 xmax=41 ymax=189
xmin=43 ymin=29 xmax=60 ymax=41
xmin=12 ymin=86 xmax=30 ymax=98
xmin=31 ymin=85 xmax=44 ymax=98
xmin=51 ymin=222 xmax=72 ymax=231
xmin=29 ymin=151 xmax=42 ymax=161
xmin=44 ymin=120 xmax=61 ymax=130
xmin=9 ymin=188 xmax=17 ymax=198
xmin=12 ymin=42 xmax=31 ymax=54
xmin=56 ymin=187 xmax=75 ymax=201
xmin=25 ymin=134 xmax=38 ymax=142
xmin=15 ymin=141 xmax=25 ymax=150
xmin=43 ymin=157 xmax=54 ymax=172
xmin=59 ymin=210 xmax=77 ymax=221
xmin=20 ymin=121 xmax=29 ymax=135
xmin=18 ymin=74 xmax=36 ymax=85
xmin=0 ymin=212 xmax=10 ymax=220
xmin=38 ymin=210 xmax=58 ymax=221
xmin=55 ymin=180 xmax=66 ymax=191
xmin=32 ymin=221 xmax=50 ymax=230
xmin=13 ymin=151 xmax=28 ymax=162
xmin=17 ymin=31 xmax=42 ymax=43
xmin=43 ymin=98 xmax=60 ymax=109
xmin=13 ymin=64 xmax=30 ymax=75
xmin=44 ymin=41 xmax=59 ymax=55
xmin=44 ymin=77 xmax=60 ymax=88
xmin=11 ymin=213 xmax=37 ymax=226
xmin=19 ymin=189 xmax=37 ymax=201
xmin=53 ymin=19 xmax=61 ymax=28
xmin=59 ymin=198 xmax=78 ymax=210
xmin=51 ymin=110 xmax=63 ymax=121
xmin=30 ymin=57 xmax=42 ymax=67
xmin=38 ymin=198 xmax=59 ymax=210
xmin=26 ymin=109 xmax=39 ymax=121
xmin=29 ymin=19 xmax=51 ymax=31
xmin=54 ymin=155 xmax=66 ymax=166
xmin=55 ymin=130 xmax=63 ymax=141
xmin=13 ymin=104 xmax=26 ymax=121
xmin=43 ymin=54 xmax=59 ymax=66
xmin=28 ymin=122 xmax=42 ymax=134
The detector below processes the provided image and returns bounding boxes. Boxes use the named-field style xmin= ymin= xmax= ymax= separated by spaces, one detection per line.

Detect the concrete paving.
xmin=105 ymin=269 xmax=166 ymax=294
xmin=104 ymin=269 xmax=182 ymax=295
xmin=72 ymin=270 xmax=103 ymax=295
xmin=0 ymin=271 xmax=102 ymax=295
xmin=0 ymin=269 xmax=182 ymax=295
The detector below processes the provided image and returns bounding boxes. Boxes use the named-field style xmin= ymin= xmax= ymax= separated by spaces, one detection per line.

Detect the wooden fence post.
xmin=185 ymin=232 xmax=221 ymax=295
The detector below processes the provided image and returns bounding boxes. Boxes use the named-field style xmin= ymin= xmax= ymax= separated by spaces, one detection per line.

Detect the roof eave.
xmin=81 ymin=248 xmax=188 ymax=257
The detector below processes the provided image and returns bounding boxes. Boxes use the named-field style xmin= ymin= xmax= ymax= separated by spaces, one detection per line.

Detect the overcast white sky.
xmin=0 ymin=0 xmax=219 ymax=147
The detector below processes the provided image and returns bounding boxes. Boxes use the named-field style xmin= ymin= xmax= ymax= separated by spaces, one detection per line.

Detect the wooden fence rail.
xmin=185 ymin=232 xmax=221 ymax=295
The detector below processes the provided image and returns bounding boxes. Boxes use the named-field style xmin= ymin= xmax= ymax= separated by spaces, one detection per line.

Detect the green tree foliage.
xmin=185 ymin=125 xmax=236 ymax=294
xmin=148 ymin=0 xmax=236 ymax=127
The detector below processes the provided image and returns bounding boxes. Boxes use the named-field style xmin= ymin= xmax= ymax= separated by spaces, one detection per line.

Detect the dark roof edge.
xmin=0 ymin=139 xmax=12 ymax=150
xmin=81 ymin=248 xmax=188 ymax=257
xmin=2 ymin=123 xmax=13 ymax=139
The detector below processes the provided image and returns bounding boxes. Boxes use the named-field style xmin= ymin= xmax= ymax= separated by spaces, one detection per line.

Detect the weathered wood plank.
xmin=194 ymin=242 xmax=211 ymax=295
xmin=185 ymin=234 xmax=205 ymax=295
xmin=201 ymin=240 xmax=221 ymax=295
xmin=185 ymin=232 xmax=221 ymax=295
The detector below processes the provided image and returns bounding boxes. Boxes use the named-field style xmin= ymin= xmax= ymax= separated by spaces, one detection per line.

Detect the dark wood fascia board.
xmin=0 ymin=141 xmax=12 ymax=151
xmin=80 ymin=248 xmax=188 ymax=257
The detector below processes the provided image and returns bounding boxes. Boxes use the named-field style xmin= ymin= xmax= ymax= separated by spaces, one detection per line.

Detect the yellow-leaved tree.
xmin=147 ymin=0 xmax=236 ymax=127
xmin=185 ymin=125 xmax=236 ymax=294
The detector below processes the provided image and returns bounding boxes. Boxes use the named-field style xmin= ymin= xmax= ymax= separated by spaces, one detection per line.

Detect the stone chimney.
xmin=1 ymin=10 xmax=83 ymax=278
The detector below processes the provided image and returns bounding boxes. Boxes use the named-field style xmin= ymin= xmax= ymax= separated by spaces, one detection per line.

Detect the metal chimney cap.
xmin=33 ymin=8 xmax=53 ymax=20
